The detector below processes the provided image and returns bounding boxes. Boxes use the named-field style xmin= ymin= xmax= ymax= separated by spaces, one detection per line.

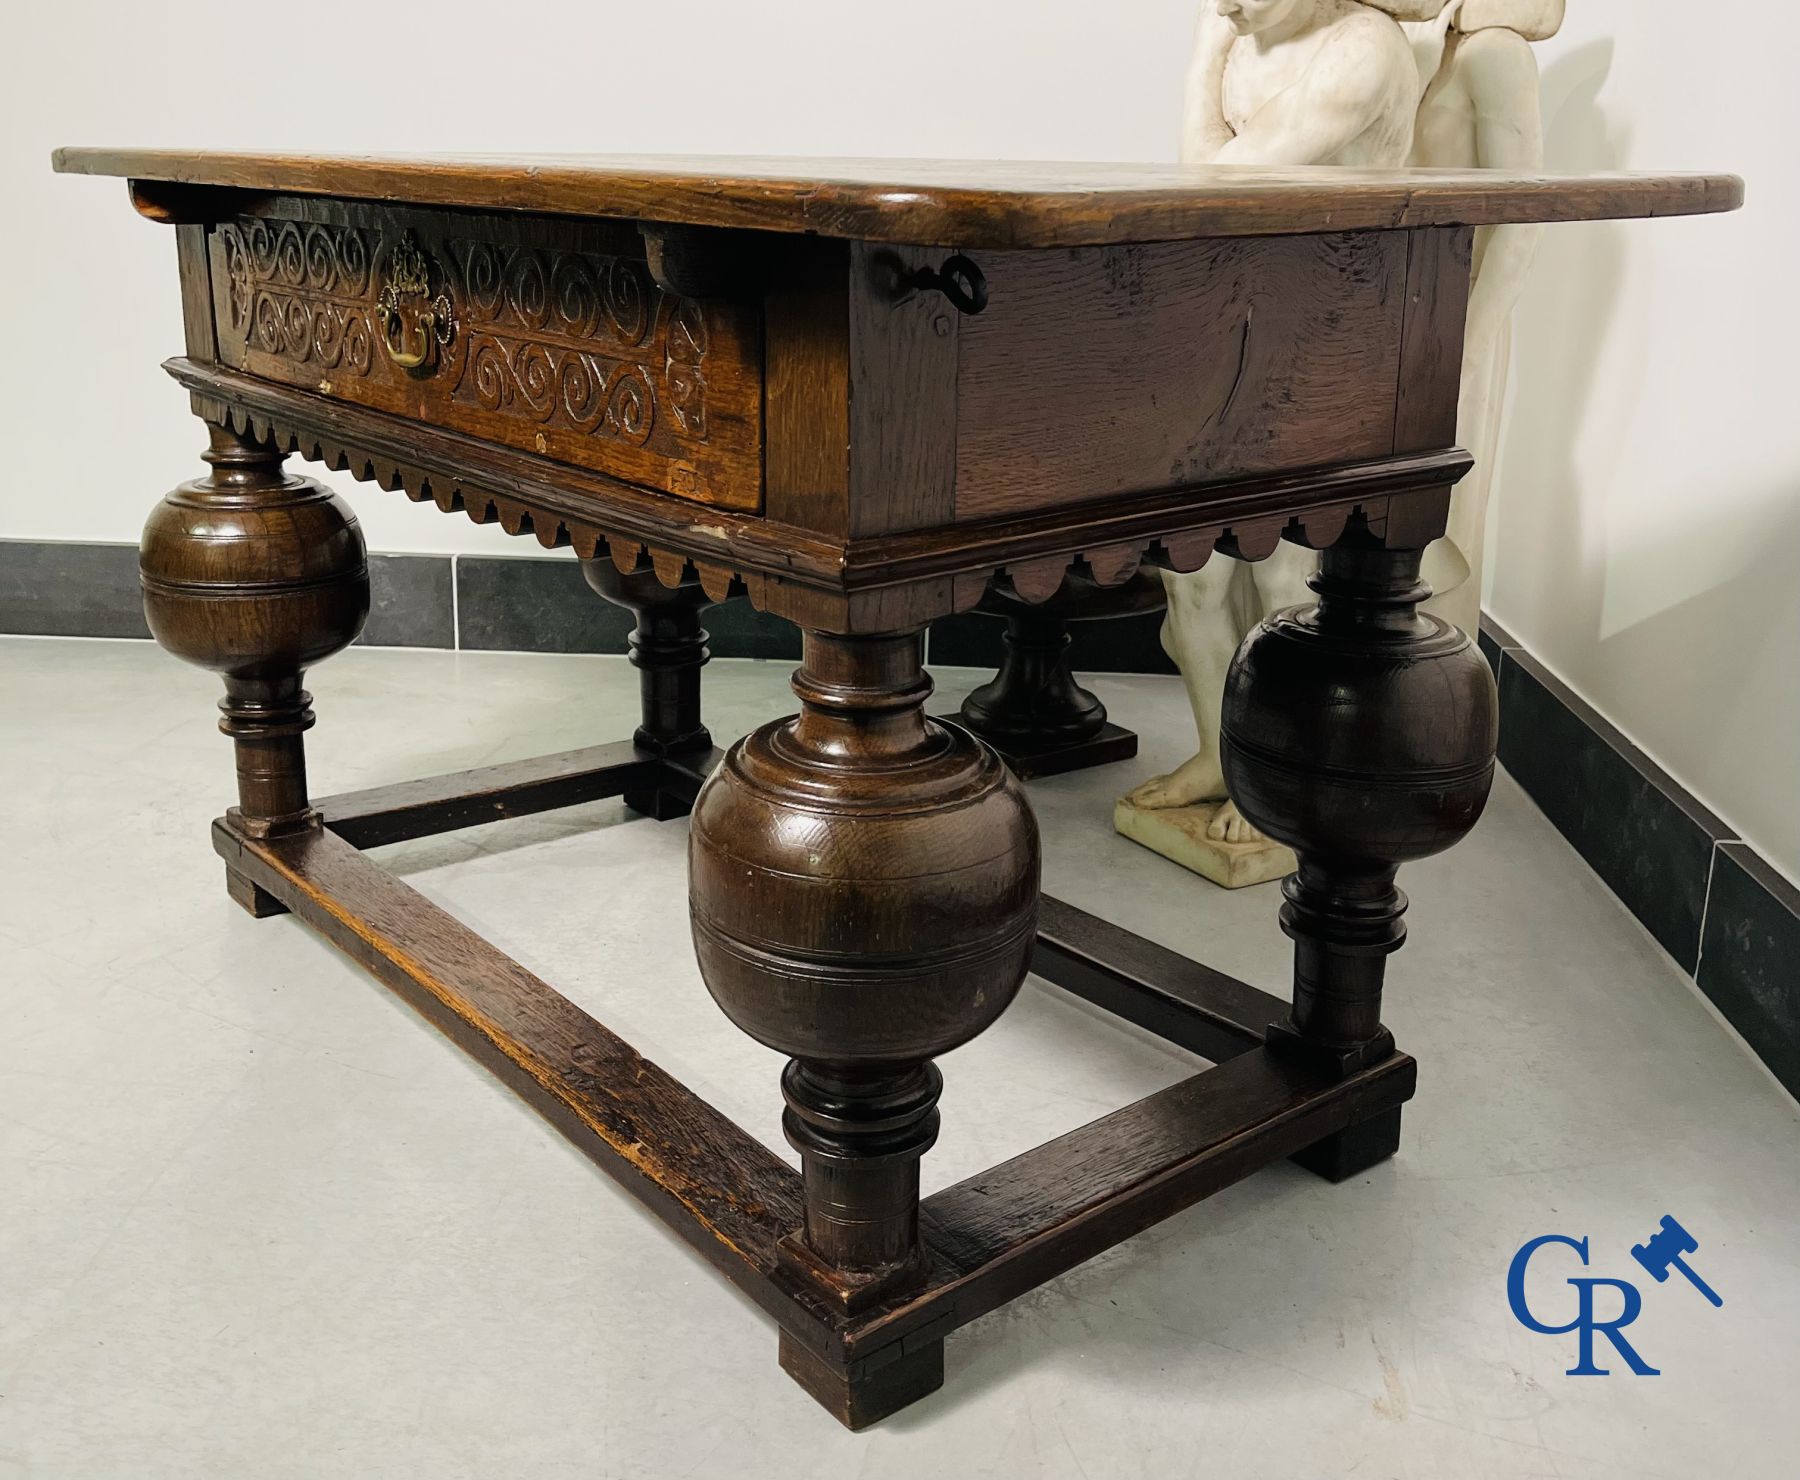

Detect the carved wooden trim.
xmin=206 ymin=202 xmax=762 ymax=512
xmin=168 ymin=358 xmax=1466 ymax=628
xmin=201 ymin=395 xmax=760 ymax=611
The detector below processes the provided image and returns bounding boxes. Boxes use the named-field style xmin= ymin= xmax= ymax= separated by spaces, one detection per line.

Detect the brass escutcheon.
xmin=376 ymin=231 xmax=454 ymax=370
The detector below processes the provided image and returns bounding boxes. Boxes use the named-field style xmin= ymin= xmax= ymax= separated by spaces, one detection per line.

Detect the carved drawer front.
xmin=207 ymin=202 xmax=762 ymax=511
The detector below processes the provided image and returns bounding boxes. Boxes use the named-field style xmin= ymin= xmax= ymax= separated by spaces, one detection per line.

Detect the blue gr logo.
xmin=1506 ymin=1215 xmax=1722 ymax=1376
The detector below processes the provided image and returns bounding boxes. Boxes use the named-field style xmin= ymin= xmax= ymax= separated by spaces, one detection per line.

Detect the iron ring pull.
xmin=913 ymin=254 xmax=988 ymax=316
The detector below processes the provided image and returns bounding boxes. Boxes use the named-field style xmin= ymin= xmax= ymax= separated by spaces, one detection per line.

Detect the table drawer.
xmin=951 ymin=233 xmax=1412 ymax=520
xmin=206 ymin=201 xmax=762 ymax=511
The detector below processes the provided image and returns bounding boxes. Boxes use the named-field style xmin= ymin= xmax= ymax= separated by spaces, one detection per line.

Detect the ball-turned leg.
xmin=139 ymin=423 xmax=368 ymax=914
xmin=579 ymin=560 xmax=712 ymax=819
xmin=688 ymin=630 xmax=1040 ymax=1426
xmin=1220 ymin=522 xmax=1498 ymax=1181
xmin=955 ymin=574 xmax=1163 ymax=779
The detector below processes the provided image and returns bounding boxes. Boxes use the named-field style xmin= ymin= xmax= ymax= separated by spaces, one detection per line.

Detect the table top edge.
xmin=51 ymin=148 xmax=1744 ymax=246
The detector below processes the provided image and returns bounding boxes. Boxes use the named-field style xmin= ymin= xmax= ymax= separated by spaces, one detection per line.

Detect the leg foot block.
xmin=225 ymin=865 xmax=288 ymax=919
xmin=968 ymin=718 xmax=1139 ymax=781
xmin=622 ymin=781 xmax=693 ymax=821
xmin=778 ymin=1329 xmax=944 ymax=1430
xmin=1291 ymin=1106 xmax=1403 ymax=1183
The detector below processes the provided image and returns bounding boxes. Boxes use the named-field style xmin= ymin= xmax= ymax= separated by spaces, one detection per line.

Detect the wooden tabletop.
xmin=53 ymin=150 xmax=1742 ymax=248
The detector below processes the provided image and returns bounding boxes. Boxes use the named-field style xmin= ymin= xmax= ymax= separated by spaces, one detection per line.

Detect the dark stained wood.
xmin=161 ymin=356 xmax=1469 ymax=635
xmin=169 ymin=356 xmax=834 ymax=591
xmin=175 ymin=224 xmax=218 ymax=361
xmin=1031 ymin=894 xmax=1289 ymax=1063
xmin=778 ymin=1327 xmax=943 ymax=1432
xmin=952 ymin=573 xmax=1166 ymax=779
xmin=1392 ymin=226 xmax=1475 ymax=454
xmin=1291 ymin=1106 xmax=1405 ymax=1184
xmin=578 ymin=559 xmax=715 ymax=817
xmin=58 ymin=150 xmax=1744 ymax=246
xmin=844 ymin=450 xmax=1468 ymax=589
xmin=846 ymin=242 xmax=960 ymax=535
xmin=1221 ymin=519 xmax=1498 ymax=1175
xmin=213 ymin=818 xmax=810 ymax=1312
xmin=659 ymin=745 xmax=723 ymax=802
xmin=954 ymin=234 xmax=1408 ymax=518
xmin=690 ymin=629 xmax=1040 ymax=1327
xmin=839 ymin=1046 xmax=1417 ymax=1370
xmin=79 ymin=148 xmax=1742 ymax=1429
xmin=223 ymin=864 xmax=287 ymax=919
xmin=202 ymin=199 xmax=762 ymax=511
xmin=139 ymin=422 xmax=368 ymax=856
xmin=318 ymin=741 xmax=657 ymax=849
xmin=763 ymin=240 xmax=852 ymax=536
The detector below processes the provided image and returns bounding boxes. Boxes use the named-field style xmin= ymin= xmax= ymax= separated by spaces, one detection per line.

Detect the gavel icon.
xmin=1630 ymin=1215 xmax=1723 ymax=1307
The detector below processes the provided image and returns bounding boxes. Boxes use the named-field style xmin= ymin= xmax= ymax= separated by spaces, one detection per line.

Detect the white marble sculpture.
xmin=1114 ymin=0 xmax=1560 ymax=888
xmin=1407 ymin=0 xmax=1563 ymax=637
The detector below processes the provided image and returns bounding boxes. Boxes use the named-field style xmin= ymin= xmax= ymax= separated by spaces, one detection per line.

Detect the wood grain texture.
xmin=1221 ymin=526 xmax=1497 ymax=1092
xmin=763 ymin=240 xmax=851 ymax=534
xmin=317 ymin=741 xmax=658 ymax=849
xmin=1031 ymin=894 xmax=1289 ymax=1063
xmin=175 ymin=224 xmax=217 ymax=361
xmin=839 ymin=1046 xmax=1417 ymax=1369
xmin=691 ymin=630 xmax=1040 ymax=1306
xmin=847 ymin=242 xmax=959 ymax=535
xmin=84 ymin=142 xmax=1748 ymax=1429
xmin=140 ymin=424 xmax=368 ymax=839
xmin=162 ymin=358 xmax=1467 ymax=634
xmin=56 ymin=150 xmax=1744 ymax=246
xmin=204 ymin=199 xmax=761 ymax=510
xmin=214 ymin=818 xmax=809 ymax=1313
xmin=1393 ymin=227 xmax=1475 ymax=454
xmin=954 ymin=234 xmax=1408 ymax=518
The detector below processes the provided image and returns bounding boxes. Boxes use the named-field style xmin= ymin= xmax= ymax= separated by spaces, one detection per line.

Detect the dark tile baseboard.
xmin=0 ymin=540 xmax=1168 ymax=671
xmin=0 ymin=540 xmax=796 ymax=661
xmin=1481 ymin=615 xmax=1799 ymax=1100
xmin=0 ymin=539 xmax=454 ymax=650
xmin=454 ymin=555 xmax=800 ymax=659
xmin=0 ymin=540 xmax=148 ymax=640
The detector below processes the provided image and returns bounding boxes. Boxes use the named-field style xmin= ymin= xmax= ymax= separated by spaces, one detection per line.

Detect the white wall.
xmin=0 ymin=0 xmax=1195 ymax=556
xmin=1487 ymin=3 xmax=1800 ymax=881
xmin=5 ymin=1 xmax=1794 ymax=877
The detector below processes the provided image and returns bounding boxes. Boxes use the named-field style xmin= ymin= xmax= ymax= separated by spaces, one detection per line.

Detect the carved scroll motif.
xmin=218 ymin=220 xmax=377 ymax=375
xmin=217 ymin=220 xmax=713 ymax=448
xmin=448 ymin=239 xmax=706 ymax=447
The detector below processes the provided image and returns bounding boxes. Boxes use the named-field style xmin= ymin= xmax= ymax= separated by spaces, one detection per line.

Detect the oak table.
xmin=54 ymin=150 xmax=1741 ymax=1427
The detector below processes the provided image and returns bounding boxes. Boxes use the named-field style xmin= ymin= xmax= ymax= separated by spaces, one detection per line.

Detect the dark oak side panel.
xmin=764 ymin=239 xmax=852 ymax=535
xmin=846 ymin=242 xmax=960 ymax=536
xmin=175 ymin=223 xmax=218 ymax=362
xmin=1392 ymin=226 xmax=1474 ymax=454
xmin=953 ymin=233 xmax=1409 ymax=519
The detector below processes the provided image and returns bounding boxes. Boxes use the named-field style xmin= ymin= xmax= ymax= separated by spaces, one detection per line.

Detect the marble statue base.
xmin=1112 ymin=797 xmax=1295 ymax=890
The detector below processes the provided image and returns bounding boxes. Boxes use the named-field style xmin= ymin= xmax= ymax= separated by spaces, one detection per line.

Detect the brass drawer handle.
xmin=376 ymin=231 xmax=454 ymax=370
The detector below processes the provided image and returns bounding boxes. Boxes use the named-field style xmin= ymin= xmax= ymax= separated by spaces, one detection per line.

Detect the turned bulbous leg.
xmin=579 ymin=559 xmax=712 ymax=819
xmin=141 ymin=423 xmax=368 ymax=910
xmin=960 ymin=601 xmax=1106 ymax=748
xmin=956 ymin=573 xmax=1163 ymax=778
xmin=688 ymin=629 xmax=1039 ymax=1424
xmin=1220 ymin=524 xmax=1497 ymax=1179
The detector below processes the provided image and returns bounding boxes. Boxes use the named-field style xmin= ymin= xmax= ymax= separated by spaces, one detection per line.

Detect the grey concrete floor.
xmin=1 ymin=635 xmax=1794 ymax=1480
